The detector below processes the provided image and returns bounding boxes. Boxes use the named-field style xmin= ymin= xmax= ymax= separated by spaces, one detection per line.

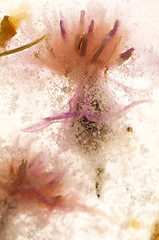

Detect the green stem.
xmin=0 ymin=35 xmax=46 ymax=57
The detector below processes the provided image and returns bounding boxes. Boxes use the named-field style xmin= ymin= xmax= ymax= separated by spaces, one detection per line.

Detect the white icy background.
xmin=0 ymin=0 xmax=159 ymax=239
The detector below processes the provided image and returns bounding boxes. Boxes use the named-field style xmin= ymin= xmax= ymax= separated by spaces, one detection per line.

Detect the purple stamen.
xmin=91 ymin=20 xmax=119 ymax=63
xmin=120 ymin=47 xmax=134 ymax=60
xmin=80 ymin=10 xmax=85 ymax=24
xmin=108 ymin=20 xmax=119 ymax=38
xmin=80 ymin=33 xmax=88 ymax=56
xmin=60 ymin=20 xmax=66 ymax=39
xmin=91 ymin=41 xmax=107 ymax=63
xmin=88 ymin=20 xmax=94 ymax=35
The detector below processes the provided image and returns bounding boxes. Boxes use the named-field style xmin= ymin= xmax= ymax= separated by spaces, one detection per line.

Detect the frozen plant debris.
xmin=0 ymin=149 xmax=85 ymax=222
xmin=0 ymin=5 xmax=46 ymax=57
xmin=23 ymin=78 xmax=148 ymax=151
xmin=127 ymin=126 xmax=133 ymax=133
xmin=95 ymin=166 xmax=104 ymax=198
xmin=0 ymin=5 xmax=29 ymax=49
xmin=0 ymin=15 xmax=17 ymax=47
xmin=120 ymin=47 xmax=134 ymax=61
xmin=150 ymin=222 xmax=159 ymax=240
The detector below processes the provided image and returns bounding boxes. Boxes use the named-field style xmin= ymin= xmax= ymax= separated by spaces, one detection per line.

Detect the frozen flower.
xmin=35 ymin=10 xmax=128 ymax=82
xmin=23 ymin=9 xmax=148 ymax=137
xmin=0 ymin=149 xmax=85 ymax=217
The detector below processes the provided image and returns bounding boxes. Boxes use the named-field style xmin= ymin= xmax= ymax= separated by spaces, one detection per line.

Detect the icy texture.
xmin=0 ymin=0 xmax=159 ymax=240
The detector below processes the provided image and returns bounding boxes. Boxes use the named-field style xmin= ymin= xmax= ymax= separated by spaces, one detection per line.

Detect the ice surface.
xmin=0 ymin=0 xmax=159 ymax=240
